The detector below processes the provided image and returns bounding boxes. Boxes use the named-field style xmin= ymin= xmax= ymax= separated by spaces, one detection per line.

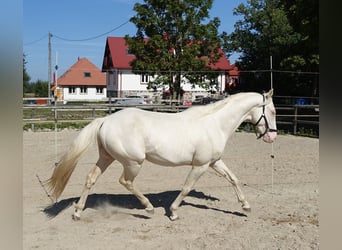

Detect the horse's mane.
xmin=182 ymin=92 xmax=248 ymax=118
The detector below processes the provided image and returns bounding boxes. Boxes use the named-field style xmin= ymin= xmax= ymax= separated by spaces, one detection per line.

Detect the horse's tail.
xmin=45 ymin=116 xmax=107 ymax=201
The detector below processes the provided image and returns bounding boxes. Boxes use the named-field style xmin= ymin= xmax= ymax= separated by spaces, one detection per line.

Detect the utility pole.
xmin=48 ymin=32 xmax=52 ymax=105
xmin=54 ymin=51 xmax=58 ymax=124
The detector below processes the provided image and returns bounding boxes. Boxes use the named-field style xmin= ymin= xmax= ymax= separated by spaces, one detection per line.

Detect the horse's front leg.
xmin=210 ymin=159 xmax=251 ymax=212
xmin=170 ymin=164 xmax=209 ymax=221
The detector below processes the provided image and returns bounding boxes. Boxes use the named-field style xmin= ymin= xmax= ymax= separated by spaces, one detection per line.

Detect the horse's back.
xmin=98 ymin=107 xmax=224 ymax=166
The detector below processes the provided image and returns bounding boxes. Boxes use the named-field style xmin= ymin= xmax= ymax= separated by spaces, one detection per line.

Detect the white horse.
xmin=46 ymin=90 xmax=277 ymax=221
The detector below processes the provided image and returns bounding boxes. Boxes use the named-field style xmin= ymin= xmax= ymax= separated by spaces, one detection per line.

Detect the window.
xmin=80 ymin=86 xmax=87 ymax=94
xmin=141 ymin=74 xmax=149 ymax=84
xmin=126 ymin=49 xmax=134 ymax=55
xmin=68 ymin=87 xmax=76 ymax=94
xmin=84 ymin=72 xmax=91 ymax=77
xmin=96 ymin=87 xmax=104 ymax=94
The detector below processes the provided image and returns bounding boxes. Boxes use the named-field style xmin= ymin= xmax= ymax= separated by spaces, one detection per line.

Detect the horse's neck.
xmin=215 ymin=93 xmax=262 ymax=137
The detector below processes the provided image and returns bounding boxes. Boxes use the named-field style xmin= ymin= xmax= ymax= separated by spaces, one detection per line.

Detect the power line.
xmin=238 ymin=69 xmax=319 ymax=75
xmin=52 ymin=20 xmax=130 ymax=42
xmin=272 ymin=69 xmax=319 ymax=75
xmin=24 ymin=34 xmax=48 ymax=46
xmin=106 ymin=69 xmax=319 ymax=76
xmin=24 ymin=19 xmax=130 ymax=46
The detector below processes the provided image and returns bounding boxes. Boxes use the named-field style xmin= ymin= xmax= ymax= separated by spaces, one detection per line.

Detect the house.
xmin=101 ymin=37 xmax=239 ymax=101
xmin=52 ymin=57 xmax=107 ymax=103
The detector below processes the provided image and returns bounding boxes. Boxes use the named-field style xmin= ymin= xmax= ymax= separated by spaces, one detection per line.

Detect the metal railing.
xmin=23 ymin=103 xmax=318 ymax=136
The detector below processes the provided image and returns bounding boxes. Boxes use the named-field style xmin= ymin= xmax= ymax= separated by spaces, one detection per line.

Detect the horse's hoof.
xmin=242 ymin=206 xmax=251 ymax=212
xmin=72 ymin=214 xmax=81 ymax=221
xmin=145 ymin=207 xmax=154 ymax=214
xmin=169 ymin=214 xmax=179 ymax=221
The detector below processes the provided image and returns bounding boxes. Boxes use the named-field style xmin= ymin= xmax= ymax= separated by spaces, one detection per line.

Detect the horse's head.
xmin=250 ymin=89 xmax=277 ymax=143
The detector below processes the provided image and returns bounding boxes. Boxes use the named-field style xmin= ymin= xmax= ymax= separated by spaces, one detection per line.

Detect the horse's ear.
xmin=262 ymin=89 xmax=273 ymax=105
xmin=266 ymin=89 xmax=273 ymax=97
xmin=265 ymin=89 xmax=274 ymax=98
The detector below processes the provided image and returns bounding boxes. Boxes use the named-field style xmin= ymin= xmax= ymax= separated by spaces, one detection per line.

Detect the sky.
xmin=23 ymin=0 xmax=247 ymax=82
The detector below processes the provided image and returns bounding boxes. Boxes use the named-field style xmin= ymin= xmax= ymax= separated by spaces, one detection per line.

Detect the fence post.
xmin=31 ymin=108 xmax=35 ymax=119
xmin=54 ymin=106 xmax=58 ymax=127
xmin=54 ymin=107 xmax=56 ymax=121
xmin=293 ymin=105 xmax=298 ymax=134
xmin=108 ymin=96 xmax=112 ymax=114
xmin=92 ymin=108 xmax=96 ymax=118
xmin=31 ymin=108 xmax=35 ymax=131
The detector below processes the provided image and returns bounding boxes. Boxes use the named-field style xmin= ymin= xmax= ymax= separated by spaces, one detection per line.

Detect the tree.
xmin=281 ymin=0 xmax=319 ymax=96
xmin=23 ymin=53 xmax=31 ymax=95
xmin=125 ymin=0 xmax=225 ymax=100
xmin=33 ymin=80 xmax=49 ymax=97
xmin=226 ymin=0 xmax=318 ymax=96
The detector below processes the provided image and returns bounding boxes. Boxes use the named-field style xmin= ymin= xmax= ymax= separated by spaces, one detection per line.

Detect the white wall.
xmin=106 ymin=69 xmax=229 ymax=99
xmin=62 ymin=86 xmax=107 ymax=101
xmin=120 ymin=71 xmax=149 ymax=91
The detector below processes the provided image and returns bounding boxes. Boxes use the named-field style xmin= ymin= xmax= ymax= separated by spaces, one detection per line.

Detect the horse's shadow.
xmin=43 ymin=190 xmax=247 ymax=219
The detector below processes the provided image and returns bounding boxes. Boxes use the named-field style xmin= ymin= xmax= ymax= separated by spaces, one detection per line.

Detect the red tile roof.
xmin=102 ymin=37 xmax=134 ymax=70
xmin=228 ymin=65 xmax=240 ymax=77
xmin=204 ymin=50 xmax=232 ymax=71
xmin=54 ymin=57 xmax=106 ymax=87
xmin=102 ymin=37 xmax=237 ymax=73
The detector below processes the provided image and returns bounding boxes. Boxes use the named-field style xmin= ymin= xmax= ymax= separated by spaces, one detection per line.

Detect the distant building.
xmin=101 ymin=37 xmax=239 ymax=101
xmin=52 ymin=57 xmax=106 ymax=103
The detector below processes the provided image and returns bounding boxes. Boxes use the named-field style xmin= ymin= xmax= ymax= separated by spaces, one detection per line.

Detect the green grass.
xmin=23 ymin=122 xmax=89 ymax=131
xmin=23 ymin=109 xmax=107 ymax=120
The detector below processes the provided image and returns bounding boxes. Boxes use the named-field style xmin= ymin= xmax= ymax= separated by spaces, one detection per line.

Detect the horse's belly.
xmin=145 ymin=150 xmax=193 ymax=167
xmin=145 ymin=144 xmax=221 ymax=167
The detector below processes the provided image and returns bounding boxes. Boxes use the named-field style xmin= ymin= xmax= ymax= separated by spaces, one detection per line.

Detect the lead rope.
xmin=36 ymin=174 xmax=54 ymax=203
xmin=54 ymin=123 xmax=57 ymax=163
xmin=270 ymin=55 xmax=274 ymax=195
xmin=35 ymin=119 xmax=58 ymax=204
xmin=54 ymin=122 xmax=58 ymax=164
xmin=271 ymin=142 xmax=275 ymax=195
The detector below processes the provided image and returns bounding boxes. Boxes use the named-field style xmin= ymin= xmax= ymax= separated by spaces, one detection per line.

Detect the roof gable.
xmin=55 ymin=57 xmax=106 ymax=86
xmin=102 ymin=37 xmax=135 ymax=71
xmin=204 ymin=48 xmax=232 ymax=71
xmin=102 ymin=36 xmax=236 ymax=72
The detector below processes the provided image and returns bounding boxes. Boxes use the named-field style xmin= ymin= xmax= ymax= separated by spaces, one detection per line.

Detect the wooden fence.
xmin=275 ymin=104 xmax=319 ymax=135
xmin=23 ymin=102 xmax=319 ymax=137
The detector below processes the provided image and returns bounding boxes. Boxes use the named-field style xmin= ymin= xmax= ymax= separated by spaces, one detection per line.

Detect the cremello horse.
xmin=46 ymin=90 xmax=277 ymax=221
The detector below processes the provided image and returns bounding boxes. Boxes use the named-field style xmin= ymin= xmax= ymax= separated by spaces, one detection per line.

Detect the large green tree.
xmin=226 ymin=0 xmax=318 ymax=96
xmin=282 ymin=0 xmax=319 ymax=96
xmin=125 ymin=0 xmax=225 ymax=100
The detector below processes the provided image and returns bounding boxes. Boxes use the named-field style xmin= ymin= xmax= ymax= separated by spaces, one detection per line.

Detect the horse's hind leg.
xmin=73 ymin=149 xmax=114 ymax=220
xmin=119 ymin=162 xmax=154 ymax=214
xmin=210 ymin=159 xmax=251 ymax=212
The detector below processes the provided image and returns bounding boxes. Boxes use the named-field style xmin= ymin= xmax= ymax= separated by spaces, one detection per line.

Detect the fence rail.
xmin=274 ymin=104 xmax=319 ymax=135
xmin=23 ymin=102 xmax=319 ymax=136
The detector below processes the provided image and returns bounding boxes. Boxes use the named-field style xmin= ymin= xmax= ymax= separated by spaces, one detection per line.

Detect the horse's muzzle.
xmin=262 ymin=131 xmax=277 ymax=143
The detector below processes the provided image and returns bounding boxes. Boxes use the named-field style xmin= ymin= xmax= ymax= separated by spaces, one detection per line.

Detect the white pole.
xmin=55 ymin=51 xmax=58 ymax=88
xmin=270 ymin=55 xmax=273 ymax=90
xmin=270 ymin=55 xmax=274 ymax=195
xmin=48 ymin=32 xmax=52 ymax=104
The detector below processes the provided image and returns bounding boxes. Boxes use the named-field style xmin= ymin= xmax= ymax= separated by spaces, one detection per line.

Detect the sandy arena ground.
xmin=23 ymin=130 xmax=318 ymax=249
